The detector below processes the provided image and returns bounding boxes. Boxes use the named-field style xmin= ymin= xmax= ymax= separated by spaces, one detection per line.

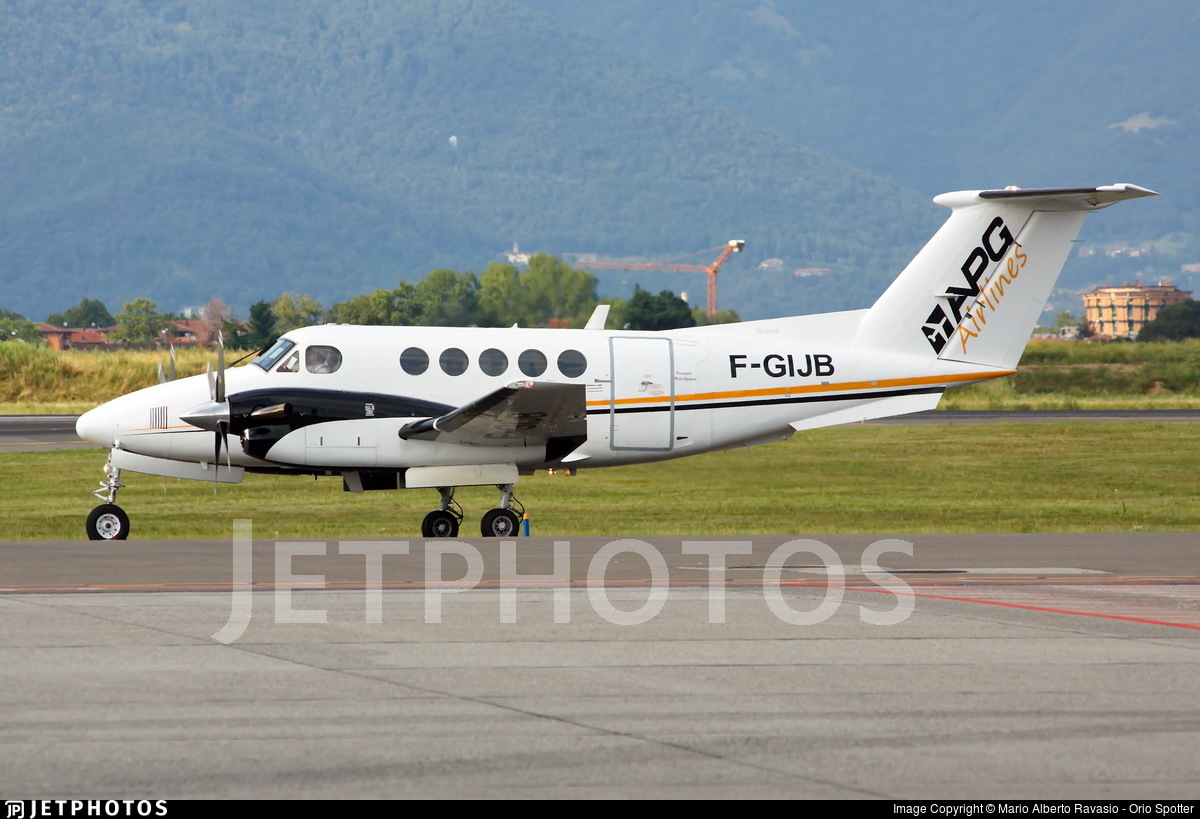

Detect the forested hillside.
xmin=521 ymin=0 xmax=1200 ymax=300
xmin=0 ymin=0 xmax=938 ymax=322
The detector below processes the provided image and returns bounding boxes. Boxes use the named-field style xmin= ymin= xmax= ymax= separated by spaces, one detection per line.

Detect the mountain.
xmin=0 ymin=0 xmax=938 ymax=322
xmin=519 ymin=0 xmax=1200 ymax=300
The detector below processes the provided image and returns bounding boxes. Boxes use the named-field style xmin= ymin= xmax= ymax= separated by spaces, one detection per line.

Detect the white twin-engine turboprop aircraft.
xmin=76 ymin=184 xmax=1155 ymax=539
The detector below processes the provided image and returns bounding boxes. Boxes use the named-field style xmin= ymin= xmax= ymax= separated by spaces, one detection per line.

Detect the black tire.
xmin=421 ymin=510 xmax=459 ymax=538
xmin=480 ymin=508 xmax=520 ymax=538
xmin=86 ymin=504 xmax=130 ymax=541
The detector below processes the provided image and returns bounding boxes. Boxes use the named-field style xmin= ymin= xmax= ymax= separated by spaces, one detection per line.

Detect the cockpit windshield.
xmin=252 ymin=338 xmax=296 ymax=371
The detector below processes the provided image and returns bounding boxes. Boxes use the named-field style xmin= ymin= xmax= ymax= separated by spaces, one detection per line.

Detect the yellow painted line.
xmin=587 ymin=369 xmax=1013 ymax=408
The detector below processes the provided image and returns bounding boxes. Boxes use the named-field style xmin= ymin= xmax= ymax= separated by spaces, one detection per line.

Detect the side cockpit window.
xmin=277 ymin=350 xmax=300 ymax=373
xmin=305 ymin=345 xmax=342 ymax=374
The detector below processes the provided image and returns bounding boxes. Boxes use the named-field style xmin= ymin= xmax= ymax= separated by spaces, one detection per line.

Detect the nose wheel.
xmin=86 ymin=504 xmax=130 ymax=541
xmin=86 ymin=459 xmax=129 ymax=540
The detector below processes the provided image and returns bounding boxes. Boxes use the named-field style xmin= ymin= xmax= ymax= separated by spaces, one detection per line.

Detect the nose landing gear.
xmin=86 ymin=459 xmax=129 ymax=540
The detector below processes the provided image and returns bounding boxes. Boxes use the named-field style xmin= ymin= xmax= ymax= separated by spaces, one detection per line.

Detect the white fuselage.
xmin=76 ymin=318 xmax=1007 ymax=477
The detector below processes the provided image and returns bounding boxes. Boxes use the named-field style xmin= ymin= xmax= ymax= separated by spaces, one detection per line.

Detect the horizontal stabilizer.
xmin=972 ymin=184 xmax=1158 ymax=209
xmin=399 ymin=381 xmax=587 ymax=448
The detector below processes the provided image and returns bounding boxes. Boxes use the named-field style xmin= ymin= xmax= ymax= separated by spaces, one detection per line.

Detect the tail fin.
xmin=852 ymin=184 xmax=1157 ymax=370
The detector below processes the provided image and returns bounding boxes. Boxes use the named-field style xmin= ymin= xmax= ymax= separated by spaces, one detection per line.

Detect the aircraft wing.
xmin=398 ymin=381 xmax=587 ymax=450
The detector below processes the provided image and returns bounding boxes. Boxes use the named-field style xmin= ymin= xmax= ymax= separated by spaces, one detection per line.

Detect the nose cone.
xmin=76 ymin=404 xmax=116 ymax=446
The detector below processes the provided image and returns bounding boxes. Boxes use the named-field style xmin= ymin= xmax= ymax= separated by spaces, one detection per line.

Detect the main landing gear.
xmin=86 ymin=459 xmax=129 ymax=540
xmin=421 ymin=487 xmax=464 ymax=538
xmin=421 ymin=484 xmax=525 ymax=538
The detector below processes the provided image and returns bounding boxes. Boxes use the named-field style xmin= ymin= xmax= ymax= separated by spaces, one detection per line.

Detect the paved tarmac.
xmin=2 ymin=533 xmax=1198 ymax=799
xmin=0 ymin=415 xmax=94 ymax=451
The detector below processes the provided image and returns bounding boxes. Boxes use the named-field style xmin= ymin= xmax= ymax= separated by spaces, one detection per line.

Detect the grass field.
xmin=3 ymin=339 xmax=1199 ymax=414
xmin=4 ymin=422 xmax=1197 ymax=540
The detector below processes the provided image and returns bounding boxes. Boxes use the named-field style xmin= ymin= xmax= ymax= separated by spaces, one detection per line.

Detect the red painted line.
xmin=838 ymin=584 xmax=1200 ymax=631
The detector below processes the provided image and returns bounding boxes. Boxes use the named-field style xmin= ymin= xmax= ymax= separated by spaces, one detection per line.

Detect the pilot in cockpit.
xmin=306 ymin=346 xmax=338 ymax=374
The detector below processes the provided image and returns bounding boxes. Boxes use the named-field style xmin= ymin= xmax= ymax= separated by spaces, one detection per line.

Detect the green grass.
xmin=4 ymin=339 xmax=1199 ymax=414
xmin=5 ymin=423 xmax=1197 ymax=540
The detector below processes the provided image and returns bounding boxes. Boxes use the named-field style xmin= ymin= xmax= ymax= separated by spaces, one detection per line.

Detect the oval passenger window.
xmin=557 ymin=349 xmax=587 ymax=377
xmin=440 ymin=348 xmax=469 ymax=376
xmin=518 ymin=349 xmax=547 ymax=377
xmin=479 ymin=348 xmax=508 ymax=376
xmin=400 ymin=347 xmax=429 ymax=375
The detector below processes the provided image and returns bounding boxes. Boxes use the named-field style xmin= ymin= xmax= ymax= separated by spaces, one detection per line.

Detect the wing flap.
xmin=399 ymin=381 xmax=587 ymax=448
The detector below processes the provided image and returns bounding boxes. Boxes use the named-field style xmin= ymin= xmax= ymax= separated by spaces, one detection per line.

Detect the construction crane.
xmin=576 ymin=240 xmax=745 ymax=319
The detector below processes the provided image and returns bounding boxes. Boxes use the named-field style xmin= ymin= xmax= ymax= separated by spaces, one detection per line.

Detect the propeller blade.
xmin=214 ymin=420 xmax=229 ymax=480
xmin=157 ymin=362 xmax=166 ymax=385
xmin=215 ymin=331 xmax=226 ymax=404
xmin=206 ymin=361 xmax=215 ymax=401
xmin=167 ymin=345 xmax=177 ymax=382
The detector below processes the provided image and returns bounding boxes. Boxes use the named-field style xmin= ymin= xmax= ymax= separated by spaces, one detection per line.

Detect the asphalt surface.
xmin=2 ymin=533 xmax=1198 ymax=799
xmin=0 ymin=415 xmax=93 ymax=451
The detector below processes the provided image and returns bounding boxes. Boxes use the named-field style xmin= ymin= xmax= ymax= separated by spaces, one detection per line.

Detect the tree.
xmin=475 ymin=262 xmax=524 ymax=326
xmin=519 ymin=254 xmax=598 ymax=327
xmin=46 ymin=298 xmax=114 ymax=328
xmin=328 ymin=283 xmax=423 ymax=326
xmin=1053 ymin=310 xmax=1079 ymax=329
xmin=272 ymin=292 xmax=325 ymax=334
xmin=242 ymin=301 xmax=279 ymax=349
xmin=413 ymin=269 xmax=478 ymax=326
xmin=623 ymin=286 xmax=696 ymax=331
xmin=1137 ymin=299 xmax=1200 ymax=341
xmin=0 ymin=310 xmax=43 ymax=344
xmin=600 ymin=297 xmax=627 ymax=331
xmin=692 ymin=307 xmax=741 ymax=326
xmin=112 ymin=298 xmax=173 ymax=343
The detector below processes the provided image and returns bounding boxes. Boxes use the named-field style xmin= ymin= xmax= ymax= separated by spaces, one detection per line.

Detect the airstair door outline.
xmin=609 ymin=337 xmax=674 ymax=451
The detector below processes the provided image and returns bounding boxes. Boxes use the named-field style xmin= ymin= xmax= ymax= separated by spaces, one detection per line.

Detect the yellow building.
xmin=1080 ymin=281 xmax=1192 ymax=338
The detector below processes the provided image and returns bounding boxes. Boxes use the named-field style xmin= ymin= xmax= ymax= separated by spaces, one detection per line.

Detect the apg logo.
xmin=921 ymin=216 xmax=1016 ymax=354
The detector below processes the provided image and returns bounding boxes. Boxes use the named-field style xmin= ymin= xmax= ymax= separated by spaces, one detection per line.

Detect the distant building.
xmin=1080 ymin=281 xmax=1192 ymax=338
xmin=38 ymin=319 xmax=227 ymax=350
xmin=38 ymin=323 xmax=116 ymax=351
xmin=502 ymin=242 xmax=532 ymax=266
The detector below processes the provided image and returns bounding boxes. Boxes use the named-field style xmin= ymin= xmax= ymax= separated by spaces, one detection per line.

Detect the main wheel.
xmin=421 ymin=510 xmax=459 ymax=538
xmin=480 ymin=508 xmax=520 ymax=538
xmin=86 ymin=504 xmax=130 ymax=541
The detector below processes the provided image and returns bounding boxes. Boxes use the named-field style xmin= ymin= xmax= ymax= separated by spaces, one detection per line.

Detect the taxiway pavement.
xmin=2 ymin=533 xmax=1198 ymax=799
